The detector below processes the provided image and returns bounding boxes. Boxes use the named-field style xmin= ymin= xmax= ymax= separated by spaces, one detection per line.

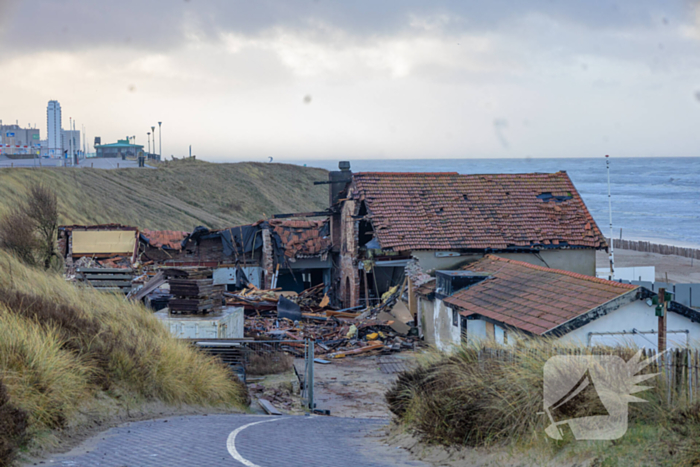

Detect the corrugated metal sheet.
xmin=72 ymin=230 xmax=137 ymax=255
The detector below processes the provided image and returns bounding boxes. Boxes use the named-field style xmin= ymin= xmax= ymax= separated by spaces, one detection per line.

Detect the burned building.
xmin=58 ymin=224 xmax=139 ymax=270
xmin=327 ymin=164 xmax=607 ymax=308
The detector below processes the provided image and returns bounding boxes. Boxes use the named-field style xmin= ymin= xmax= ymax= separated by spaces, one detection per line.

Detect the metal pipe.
xmin=308 ymin=339 xmax=314 ymax=410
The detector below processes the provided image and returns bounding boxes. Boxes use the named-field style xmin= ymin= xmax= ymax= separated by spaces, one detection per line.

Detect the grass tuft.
xmin=388 ymin=338 xmax=700 ymax=466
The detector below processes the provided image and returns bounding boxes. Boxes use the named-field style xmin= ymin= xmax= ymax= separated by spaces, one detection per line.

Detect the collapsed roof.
xmin=269 ymin=219 xmax=331 ymax=259
xmin=350 ymin=171 xmax=606 ymax=251
xmin=140 ymin=229 xmax=188 ymax=251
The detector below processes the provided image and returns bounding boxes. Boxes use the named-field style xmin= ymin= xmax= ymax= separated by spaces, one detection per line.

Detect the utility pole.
xmin=73 ymin=119 xmax=78 ymax=165
xmin=606 ymin=155 xmax=614 ymax=280
xmin=69 ymin=117 xmax=73 ymax=167
xmin=158 ymin=121 xmax=162 ymax=160
xmin=658 ymin=287 xmax=667 ymax=353
xmin=147 ymin=132 xmax=151 ymax=156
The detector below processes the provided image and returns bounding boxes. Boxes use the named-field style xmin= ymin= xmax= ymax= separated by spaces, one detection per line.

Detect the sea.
xmin=280 ymin=157 xmax=700 ymax=248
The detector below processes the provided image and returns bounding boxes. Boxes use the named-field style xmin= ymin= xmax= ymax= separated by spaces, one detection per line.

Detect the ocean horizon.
xmin=256 ymin=156 xmax=700 ymax=249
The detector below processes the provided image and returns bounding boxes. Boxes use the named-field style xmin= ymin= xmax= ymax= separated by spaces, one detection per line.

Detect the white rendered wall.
xmin=557 ymin=300 xmax=700 ymax=349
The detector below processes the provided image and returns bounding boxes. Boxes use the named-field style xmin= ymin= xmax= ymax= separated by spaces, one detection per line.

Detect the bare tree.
xmin=0 ymin=183 xmax=59 ymax=269
xmin=0 ymin=209 xmax=39 ymax=266
xmin=24 ymin=183 xmax=59 ymax=269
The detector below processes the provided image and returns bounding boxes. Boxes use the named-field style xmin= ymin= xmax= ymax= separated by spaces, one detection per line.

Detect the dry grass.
xmin=0 ymin=250 xmax=248 ymax=459
xmin=387 ymin=339 xmax=700 ymax=466
xmin=0 ymin=160 xmax=328 ymax=230
xmin=247 ymin=352 xmax=294 ymax=376
xmin=0 ymin=378 xmax=29 ymax=467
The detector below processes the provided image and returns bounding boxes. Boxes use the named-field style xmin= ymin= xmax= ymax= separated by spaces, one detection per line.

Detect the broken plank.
xmin=86 ymin=280 xmax=134 ymax=287
xmin=329 ymin=342 xmax=383 ymax=359
xmin=258 ymin=398 xmax=283 ymax=416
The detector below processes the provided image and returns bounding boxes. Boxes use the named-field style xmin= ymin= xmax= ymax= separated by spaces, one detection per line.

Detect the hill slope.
xmin=0 ymin=160 xmax=329 ymax=230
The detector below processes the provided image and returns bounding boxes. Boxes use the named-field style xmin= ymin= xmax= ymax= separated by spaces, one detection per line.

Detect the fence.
xmin=194 ymin=339 xmax=315 ymax=409
xmin=475 ymin=346 xmax=700 ymax=406
xmin=621 ymin=281 xmax=699 ymax=309
xmin=609 ymin=238 xmax=700 ymax=260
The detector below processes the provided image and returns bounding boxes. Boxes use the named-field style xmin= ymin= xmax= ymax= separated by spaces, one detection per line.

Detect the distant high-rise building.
xmin=47 ymin=100 xmax=62 ymax=157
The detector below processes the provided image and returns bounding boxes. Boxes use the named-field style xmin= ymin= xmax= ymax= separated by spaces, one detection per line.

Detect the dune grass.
xmin=0 ymin=250 xmax=248 ymax=463
xmin=387 ymin=339 xmax=700 ymax=466
xmin=0 ymin=159 xmax=328 ymax=230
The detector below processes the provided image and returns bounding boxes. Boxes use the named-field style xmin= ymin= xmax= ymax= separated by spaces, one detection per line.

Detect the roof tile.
xmin=351 ymin=172 xmax=606 ymax=251
xmin=444 ymin=255 xmax=637 ymax=335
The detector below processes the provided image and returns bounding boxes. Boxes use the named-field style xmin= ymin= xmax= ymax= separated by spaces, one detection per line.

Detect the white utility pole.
xmin=606 ymin=155 xmax=614 ymax=280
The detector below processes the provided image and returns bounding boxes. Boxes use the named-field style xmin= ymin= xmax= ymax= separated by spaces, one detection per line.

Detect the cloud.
xmin=1 ymin=1 xmax=699 ymax=161
xmin=0 ymin=0 xmax=689 ymax=57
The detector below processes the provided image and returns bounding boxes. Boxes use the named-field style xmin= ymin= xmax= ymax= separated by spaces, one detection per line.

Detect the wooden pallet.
xmin=76 ymin=267 xmax=133 ymax=294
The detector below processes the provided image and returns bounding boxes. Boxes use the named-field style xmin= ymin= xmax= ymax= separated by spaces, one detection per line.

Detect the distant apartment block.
xmin=0 ymin=122 xmax=41 ymax=156
xmin=62 ymin=129 xmax=81 ymax=155
xmin=47 ymin=100 xmax=62 ymax=157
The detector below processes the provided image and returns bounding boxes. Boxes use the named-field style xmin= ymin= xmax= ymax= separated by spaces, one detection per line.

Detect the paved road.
xmin=39 ymin=414 xmax=427 ymax=467
xmin=0 ymin=156 xmax=150 ymax=169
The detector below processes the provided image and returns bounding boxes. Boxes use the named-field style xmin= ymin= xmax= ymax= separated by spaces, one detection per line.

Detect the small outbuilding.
xmin=425 ymin=255 xmax=700 ymax=351
xmin=95 ymin=139 xmax=143 ymax=158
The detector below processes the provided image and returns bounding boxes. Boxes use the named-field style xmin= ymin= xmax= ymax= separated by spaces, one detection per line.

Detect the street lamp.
xmin=147 ymin=132 xmax=151 ymax=155
xmin=151 ymin=126 xmax=155 ymax=159
xmin=158 ymin=121 xmax=162 ymax=160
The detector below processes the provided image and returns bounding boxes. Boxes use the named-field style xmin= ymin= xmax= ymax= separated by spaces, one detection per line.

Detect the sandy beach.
xmin=596 ymin=249 xmax=700 ymax=283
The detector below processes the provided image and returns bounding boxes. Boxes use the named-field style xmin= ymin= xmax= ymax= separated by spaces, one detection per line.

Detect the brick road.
xmin=41 ymin=414 xmax=427 ymax=467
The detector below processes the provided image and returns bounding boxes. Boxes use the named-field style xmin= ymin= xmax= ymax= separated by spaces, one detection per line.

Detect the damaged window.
xmin=537 ymin=192 xmax=573 ymax=203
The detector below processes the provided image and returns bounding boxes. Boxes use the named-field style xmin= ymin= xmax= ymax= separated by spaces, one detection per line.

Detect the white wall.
xmin=411 ymin=251 xmax=482 ymax=272
xmin=496 ymin=249 xmax=596 ymax=276
xmin=412 ymin=249 xmax=597 ymax=276
xmin=596 ymin=266 xmax=655 ymax=282
xmin=558 ymin=300 xmax=700 ymax=349
xmin=431 ymin=299 xmax=461 ymax=351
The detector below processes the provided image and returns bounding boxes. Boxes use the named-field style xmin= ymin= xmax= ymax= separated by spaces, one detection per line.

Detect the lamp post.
xmin=147 ymin=132 xmax=151 ymax=155
xmin=158 ymin=121 xmax=162 ymax=160
xmin=151 ymin=126 xmax=155 ymax=159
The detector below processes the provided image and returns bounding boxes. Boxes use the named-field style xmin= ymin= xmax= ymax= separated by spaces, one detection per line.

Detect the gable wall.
xmin=559 ymin=300 xmax=700 ymax=349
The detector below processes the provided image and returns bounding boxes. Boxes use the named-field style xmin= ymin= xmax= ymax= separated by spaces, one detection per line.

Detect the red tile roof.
xmin=268 ymin=219 xmax=331 ymax=258
xmin=443 ymin=255 xmax=638 ymax=335
xmin=141 ymin=229 xmax=189 ymax=250
xmin=351 ymin=172 xmax=606 ymax=251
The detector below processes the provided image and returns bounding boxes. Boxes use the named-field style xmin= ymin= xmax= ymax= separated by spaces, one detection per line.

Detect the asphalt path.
xmin=38 ymin=414 xmax=427 ymax=467
xmin=0 ymin=156 xmax=149 ymax=169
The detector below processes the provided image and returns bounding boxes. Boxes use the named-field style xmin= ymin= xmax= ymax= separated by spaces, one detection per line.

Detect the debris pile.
xmin=229 ymin=282 xmax=419 ymax=359
xmin=164 ymin=269 xmax=223 ymax=314
xmin=248 ymin=384 xmax=300 ymax=414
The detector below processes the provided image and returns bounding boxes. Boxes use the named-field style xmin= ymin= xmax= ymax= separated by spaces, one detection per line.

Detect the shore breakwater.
xmin=608 ymin=238 xmax=700 ymax=260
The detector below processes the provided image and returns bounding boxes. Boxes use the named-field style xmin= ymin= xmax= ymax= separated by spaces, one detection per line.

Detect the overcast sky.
xmin=1 ymin=0 xmax=699 ymax=160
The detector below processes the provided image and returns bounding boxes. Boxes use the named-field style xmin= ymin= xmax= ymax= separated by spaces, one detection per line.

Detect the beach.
xmin=596 ymin=248 xmax=700 ymax=283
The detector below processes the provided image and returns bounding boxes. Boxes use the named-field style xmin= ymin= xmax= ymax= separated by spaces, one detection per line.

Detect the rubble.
xmin=229 ymin=281 xmax=420 ymax=359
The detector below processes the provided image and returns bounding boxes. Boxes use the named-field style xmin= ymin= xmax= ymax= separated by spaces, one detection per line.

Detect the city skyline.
xmin=1 ymin=1 xmax=700 ymax=161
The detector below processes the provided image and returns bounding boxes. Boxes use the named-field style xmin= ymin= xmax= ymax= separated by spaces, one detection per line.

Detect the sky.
xmin=0 ymin=0 xmax=699 ymax=161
